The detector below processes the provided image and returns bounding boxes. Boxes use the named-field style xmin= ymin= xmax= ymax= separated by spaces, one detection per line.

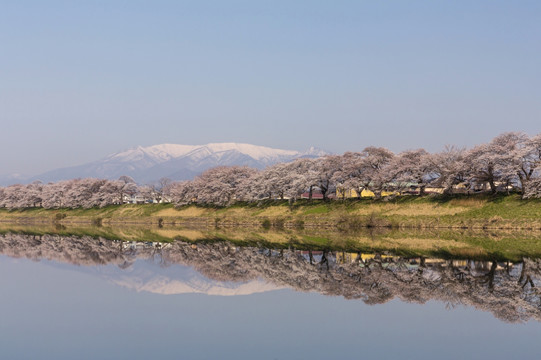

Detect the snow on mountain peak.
xmin=109 ymin=142 xmax=306 ymax=163
xmin=27 ymin=142 xmax=328 ymax=185
xmin=201 ymin=143 xmax=300 ymax=160
xmin=108 ymin=144 xmax=199 ymax=163
xmin=302 ymin=146 xmax=329 ymax=157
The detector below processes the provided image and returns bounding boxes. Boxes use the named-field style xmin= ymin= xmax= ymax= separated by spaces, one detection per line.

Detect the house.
xmin=300 ymin=191 xmax=325 ymax=199
xmin=424 ymin=186 xmax=444 ymax=194
xmin=336 ymin=188 xmax=398 ymax=199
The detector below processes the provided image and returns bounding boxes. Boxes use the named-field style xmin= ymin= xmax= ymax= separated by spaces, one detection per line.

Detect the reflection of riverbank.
xmin=2 ymin=224 xmax=541 ymax=261
xmin=1 ymin=233 xmax=539 ymax=323
xmin=2 ymin=195 xmax=541 ymax=231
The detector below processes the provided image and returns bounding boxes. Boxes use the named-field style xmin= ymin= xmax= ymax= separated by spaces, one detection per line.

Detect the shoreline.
xmin=1 ymin=194 xmax=541 ymax=231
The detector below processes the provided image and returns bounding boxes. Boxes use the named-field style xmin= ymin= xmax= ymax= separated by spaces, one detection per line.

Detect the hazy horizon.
xmin=3 ymin=132 xmax=541 ymax=180
xmin=2 ymin=1 xmax=540 ymax=175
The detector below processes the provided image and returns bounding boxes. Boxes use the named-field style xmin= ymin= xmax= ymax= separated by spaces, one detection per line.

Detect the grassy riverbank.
xmin=1 ymin=194 xmax=541 ymax=230
xmin=2 ymin=222 xmax=541 ymax=262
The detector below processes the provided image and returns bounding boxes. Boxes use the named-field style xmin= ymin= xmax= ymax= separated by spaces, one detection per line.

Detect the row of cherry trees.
xmin=0 ymin=177 xmax=145 ymax=209
xmin=167 ymin=132 xmax=541 ymax=205
xmin=1 ymin=132 xmax=541 ymax=209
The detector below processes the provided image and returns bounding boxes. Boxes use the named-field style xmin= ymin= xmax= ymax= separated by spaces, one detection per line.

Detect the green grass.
xmin=302 ymin=235 xmax=330 ymax=245
xmin=302 ymin=205 xmax=331 ymax=215
xmin=3 ymin=221 xmax=541 ymax=261
xmin=460 ymin=195 xmax=541 ymax=219
xmin=2 ymin=193 xmax=541 ymax=230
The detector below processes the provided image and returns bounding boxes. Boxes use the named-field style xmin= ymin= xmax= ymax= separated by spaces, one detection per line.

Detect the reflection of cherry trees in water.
xmin=0 ymin=233 xmax=539 ymax=323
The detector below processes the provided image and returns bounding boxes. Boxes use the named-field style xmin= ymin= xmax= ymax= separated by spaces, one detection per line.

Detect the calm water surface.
xmin=0 ymin=233 xmax=540 ymax=360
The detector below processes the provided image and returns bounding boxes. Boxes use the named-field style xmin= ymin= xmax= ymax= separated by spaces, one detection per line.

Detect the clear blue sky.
xmin=1 ymin=1 xmax=540 ymax=175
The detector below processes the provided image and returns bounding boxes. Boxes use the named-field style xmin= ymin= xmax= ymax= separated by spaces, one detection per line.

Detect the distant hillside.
xmin=25 ymin=143 xmax=327 ymax=185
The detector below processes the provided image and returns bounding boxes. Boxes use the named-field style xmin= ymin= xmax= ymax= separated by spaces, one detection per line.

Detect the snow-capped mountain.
xmin=28 ymin=143 xmax=327 ymax=184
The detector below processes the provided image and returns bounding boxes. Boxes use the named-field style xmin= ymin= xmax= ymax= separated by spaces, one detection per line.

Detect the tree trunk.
xmin=321 ymin=186 xmax=327 ymax=201
xmin=488 ymin=179 xmax=497 ymax=194
xmin=487 ymin=261 xmax=497 ymax=292
xmin=443 ymin=185 xmax=453 ymax=196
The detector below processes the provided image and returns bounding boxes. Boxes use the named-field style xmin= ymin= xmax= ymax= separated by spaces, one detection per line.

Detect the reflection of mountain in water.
xmin=1 ymin=233 xmax=540 ymax=323
xmin=96 ymin=261 xmax=282 ymax=296
xmin=0 ymin=234 xmax=281 ymax=296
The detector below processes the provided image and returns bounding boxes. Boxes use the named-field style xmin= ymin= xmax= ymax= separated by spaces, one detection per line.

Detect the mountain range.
xmin=6 ymin=143 xmax=326 ymax=185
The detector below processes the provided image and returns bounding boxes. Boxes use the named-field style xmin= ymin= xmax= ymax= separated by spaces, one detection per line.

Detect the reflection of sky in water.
xmin=1 ymin=255 xmax=540 ymax=360
xmin=90 ymin=257 xmax=283 ymax=296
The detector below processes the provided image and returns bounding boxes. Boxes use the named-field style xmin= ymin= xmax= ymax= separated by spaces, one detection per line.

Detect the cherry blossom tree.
xmin=137 ymin=185 xmax=155 ymax=203
xmin=151 ymin=177 xmax=173 ymax=203
xmin=41 ymin=181 xmax=67 ymax=208
xmin=250 ymin=165 xmax=285 ymax=200
xmin=515 ymin=133 xmax=541 ymax=196
xmin=21 ymin=181 xmax=44 ymax=207
xmin=429 ymin=145 xmax=467 ymax=194
xmin=255 ymin=158 xmax=317 ymax=201
xmin=358 ymin=146 xmax=395 ymax=198
xmin=465 ymin=133 xmax=526 ymax=194
xmin=168 ymin=181 xmax=195 ymax=206
xmin=522 ymin=178 xmax=541 ymax=199
xmin=0 ymin=184 xmax=26 ymax=209
xmin=117 ymin=176 xmax=138 ymax=204
xmin=310 ymin=156 xmax=342 ymax=200
xmin=331 ymin=152 xmax=364 ymax=198
xmin=189 ymin=166 xmax=258 ymax=206
xmin=390 ymin=149 xmax=434 ymax=195
xmin=2 ymin=131 xmax=541 ymax=208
